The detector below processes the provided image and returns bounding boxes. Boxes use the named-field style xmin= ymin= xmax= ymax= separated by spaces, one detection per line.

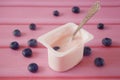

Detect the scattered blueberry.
xmin=28 ymin=39 xmax=38 ymax=47
xmin=29 ymin=23 xmax=36 ymax=30
xmin=13 ymin=29 xmax=21 ymax=37
xmin=72 ymin=6 xmax=80 ymax=13
xmin=102 ymin=38 xmax=112 ymax=47
xmin=53 ymin=10 xmax=59 ymax=16
xmin=10 ymin=41 xmax=19 ymax=50
xmin=53 ymin=46 xmax=60 ymax=51
xmin=94 ymin=57 xmax=104 ymax=67
xmin=28 ymin=63 xmax=38 ymax=73
xmin=22 ymin=48 xmax=32 ymax=57
xmin=97 ymin=23 xmax=104 ymax=29
xmin=83 ymin=46 xmax=91 ymax=56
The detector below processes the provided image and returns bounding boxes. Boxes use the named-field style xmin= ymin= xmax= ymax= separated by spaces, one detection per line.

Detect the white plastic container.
xmin=37 ymin=23 xmax=93 ymax=72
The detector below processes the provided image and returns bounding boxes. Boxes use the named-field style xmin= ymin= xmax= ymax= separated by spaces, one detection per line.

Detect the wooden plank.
xmin=0 ymin=7 xmax=120 ymax=24
xmin=0 ymin=48 xmax=120 ymax=78
xmin=0 ymin=24 xmax=120 ymax=47
xmin=0 ymin=0 xmax=120 ymax=7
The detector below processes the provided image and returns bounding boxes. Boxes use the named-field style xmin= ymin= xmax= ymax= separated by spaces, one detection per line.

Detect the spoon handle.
xmin=72 ymin=1 xmax=100 ymax=39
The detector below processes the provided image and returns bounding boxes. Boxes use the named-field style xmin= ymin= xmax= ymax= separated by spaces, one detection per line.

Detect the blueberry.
xmin=83 ymin=46 xmax=91 ymax=56
xmin=29 ymin=23 xmax=36 ymax=30
xmin=28 ymin=39 xmax=38 ymax=47
xmin=28 ymin=63 xmax=38 ymax=73
xmin=53 ymin=46 xmax=60 ymax=51
xmin=72 ymin=6 xmax=80 ymax=13
xmin=97 ymin=23 xmax=104 ymax=29
xmin=13 ymin=29 xmax=21 ymax=37
xmin=53 ymin=10 xmax=59 ymax=16
xmin=22 ymin=48 xmax=32 ymax=57
xmin=10 ymin=41 xmax=19 ymax=50
xmin=94 ymin=57 xmax=104 ymax=67
xmin=102 ymin=38 xmax=112 ymax=47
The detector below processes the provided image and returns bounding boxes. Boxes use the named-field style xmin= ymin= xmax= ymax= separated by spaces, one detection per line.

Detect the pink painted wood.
xmin=0 ymin=24 xmax=119 ymax=47
xmin=0 ymin=0 xmax=120 ymax=7
xmin=0 ymin=0 xmax=120 ymax=80
xmin=0 ymin=48 xmax=120 ymax=78
xmin=0 ymin=7 xmax=120 ymax=24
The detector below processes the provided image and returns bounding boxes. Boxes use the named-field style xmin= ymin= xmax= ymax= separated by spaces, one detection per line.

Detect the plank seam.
xmin=0 ymin=23 xmax=120 ymax=25
xmin=0 ymin=5 xmax=120 ymax=7
xmin=0 ymin=46 xmax=120 ymax=48
xmin=0 ymin=76 xmax=120 ymax=79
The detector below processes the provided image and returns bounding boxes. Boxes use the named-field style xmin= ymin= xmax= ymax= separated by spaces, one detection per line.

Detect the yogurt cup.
xmin=37 ymin=23 xmax=94 ymax=72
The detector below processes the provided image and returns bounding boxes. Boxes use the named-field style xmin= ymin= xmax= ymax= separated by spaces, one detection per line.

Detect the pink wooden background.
xmin=0 ymin=0 xmax=120 ymax=80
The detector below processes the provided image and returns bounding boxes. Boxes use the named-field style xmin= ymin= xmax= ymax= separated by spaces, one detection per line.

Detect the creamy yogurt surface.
xmin=51 ymin=31 xmax=82 ymax=52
